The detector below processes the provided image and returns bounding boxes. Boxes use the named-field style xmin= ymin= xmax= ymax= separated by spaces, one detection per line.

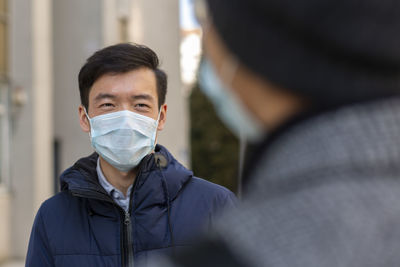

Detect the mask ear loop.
xmin=156 ymin=107 xmax=162 ymax=124
xmin=83 ymin=107 xmax=92 ymax=138
xmin=220 ymin=56 xmax=239 ymax=88
xmin=152 ymin=107 xmax=163 ymax=151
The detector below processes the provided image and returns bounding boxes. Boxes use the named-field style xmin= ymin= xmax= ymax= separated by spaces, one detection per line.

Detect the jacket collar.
xmin=60 ymin=144 xmax=193 ymax=206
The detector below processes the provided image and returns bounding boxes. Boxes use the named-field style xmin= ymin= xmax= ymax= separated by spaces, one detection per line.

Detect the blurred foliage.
xmin=189 ymin=83 xmax=239 ymax=193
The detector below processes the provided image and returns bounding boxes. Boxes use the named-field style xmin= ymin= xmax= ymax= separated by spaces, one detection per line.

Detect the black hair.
xmin=78 ymin=43 xmax=167 ymax=110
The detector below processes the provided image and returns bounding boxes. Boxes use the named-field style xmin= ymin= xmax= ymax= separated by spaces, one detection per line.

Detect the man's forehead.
xmin=89 ymin=69 xmax=158 ymax=100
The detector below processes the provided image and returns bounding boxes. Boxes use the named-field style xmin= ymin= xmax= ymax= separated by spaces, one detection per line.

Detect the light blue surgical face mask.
xmin=199 ymin=59 xmax=265 ymax=142
xmin=85 ymin=109 xmax=160 ymax=172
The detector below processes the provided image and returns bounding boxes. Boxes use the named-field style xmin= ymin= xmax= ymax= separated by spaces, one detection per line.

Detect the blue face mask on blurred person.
xmin=86 ymin=109 xmax=159 ymax=172
xmin=199 ymin=59 xmax=264 ymax=142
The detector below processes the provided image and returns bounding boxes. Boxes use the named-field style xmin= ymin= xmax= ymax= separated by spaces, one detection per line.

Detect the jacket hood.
xmin=60 ymin=144 xmax=193 ymax=206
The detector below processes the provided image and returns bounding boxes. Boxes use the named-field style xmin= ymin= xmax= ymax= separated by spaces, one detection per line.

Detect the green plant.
xmin=189 ymin=83 xmax=239 ymax=193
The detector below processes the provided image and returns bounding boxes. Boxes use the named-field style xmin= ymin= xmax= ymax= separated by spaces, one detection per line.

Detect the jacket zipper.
xmin=70 ymin=155 xmax=150 ymax=267
xmin=121 ymin=167 xmax=142 ymax=267
xmin=123 ymin=210 xmax=134 ymax=267
xmin=71 ymin=191 xmax=134 ymax=267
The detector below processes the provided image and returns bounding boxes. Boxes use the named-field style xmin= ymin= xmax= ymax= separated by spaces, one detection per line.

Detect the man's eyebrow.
xmin=131 ymin=94 xmax=154 ymax=101
xmin=94 ymin=93 xmax=116 ymax=102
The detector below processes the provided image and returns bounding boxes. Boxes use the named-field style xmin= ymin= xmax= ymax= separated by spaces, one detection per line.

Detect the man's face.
xmin=79 ymin=67 xmax=167 ymax=134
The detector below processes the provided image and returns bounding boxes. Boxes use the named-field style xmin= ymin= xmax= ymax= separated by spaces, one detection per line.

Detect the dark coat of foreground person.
xmin=158 ymin=97 xmax=400 ymax=267
xmin=146 ymin=0 xmax=400 ymax=265
xmin=26 ymin=145 xmax=236 ymax=267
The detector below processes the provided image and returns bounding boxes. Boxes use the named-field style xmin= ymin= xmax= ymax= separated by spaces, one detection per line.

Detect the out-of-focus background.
xmin=0 ymin=0 xmax=239 ymax=265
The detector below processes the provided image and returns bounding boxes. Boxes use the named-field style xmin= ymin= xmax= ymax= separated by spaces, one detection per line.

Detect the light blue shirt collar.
xmin=96 ymin=158 xmax=133 ymax=212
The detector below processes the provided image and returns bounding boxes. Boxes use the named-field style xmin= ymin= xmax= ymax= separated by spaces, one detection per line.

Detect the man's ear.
xmin=157 ymin=104 xmax=167 ymax=131
xmin=78 ymin=105 xmax=90 ymax=133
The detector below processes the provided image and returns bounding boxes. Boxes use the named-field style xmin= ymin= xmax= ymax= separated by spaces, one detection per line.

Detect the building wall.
xmin=52 ymin=0 xmax=102 ymax=175
xmin=6 ymin=0 xmax=54 ymax=259
xmin=8 ymin=0 xmax=35 ymax=258
xmin=0 ymin=189 xmax=10 ymax=261
xmin=32 ymin=0 xmax=54 ymax=216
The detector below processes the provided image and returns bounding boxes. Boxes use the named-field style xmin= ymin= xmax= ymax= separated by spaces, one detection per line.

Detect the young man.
xmin=26 ymin=43 xmax=236 ymax=267
xmin=152 ymin=0 xmax=400 ymax=266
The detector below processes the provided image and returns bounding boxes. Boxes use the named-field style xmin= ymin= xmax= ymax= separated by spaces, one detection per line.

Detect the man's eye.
xmin=100 ymin=103 xmax=114 ymax=108
xmin=136 ymin=103 xmax=149 ymax=108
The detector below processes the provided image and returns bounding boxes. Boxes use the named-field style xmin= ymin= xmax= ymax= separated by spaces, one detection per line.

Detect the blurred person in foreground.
xmin=25 ymin=43 xmax=236 ymax=267
xmin=150 ymin=0 xmax=400 ymax=266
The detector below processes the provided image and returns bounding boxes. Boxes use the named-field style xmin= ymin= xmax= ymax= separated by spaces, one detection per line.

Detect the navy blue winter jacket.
xmin=26 ymin=145 xmax=237 ymax=267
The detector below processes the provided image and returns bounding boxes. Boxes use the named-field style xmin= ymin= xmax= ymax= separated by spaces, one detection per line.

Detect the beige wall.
xmin=0 ymin=188 xmax=10 ymax=261
xmin=102 ymin=0 xmax=119 ymax=46
xmin=5 ymin=0 xmax=54 ymax=258
xmin=32 ymin=0 xmax=54 ymax=213
xmin=53 ymin=0 xmax=102 ymax=175
xmin=9 ymin=0 xmax=35 ymax=258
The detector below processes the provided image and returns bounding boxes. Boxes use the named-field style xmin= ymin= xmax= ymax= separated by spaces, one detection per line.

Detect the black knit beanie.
xmin=205 ymin=0 xmax=400 ymax=107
